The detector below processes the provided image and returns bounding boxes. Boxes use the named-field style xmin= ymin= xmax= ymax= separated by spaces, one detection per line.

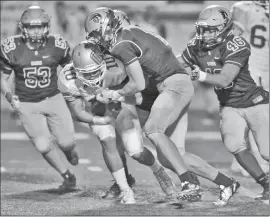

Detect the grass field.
xmin=1 ymin=106 xmax=269 ymax=216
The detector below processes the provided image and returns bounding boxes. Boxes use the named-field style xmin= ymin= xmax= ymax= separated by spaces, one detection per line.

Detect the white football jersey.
xmin=231 ymin=1 xmax=269 ymax=78
xmin=57 ymin=55 xmax=127 ymax=102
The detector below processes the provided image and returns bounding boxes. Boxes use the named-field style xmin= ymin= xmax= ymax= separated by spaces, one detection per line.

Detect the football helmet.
xmin=195 ymin=5 xmax=233 ymax=50
xmin=113 ymin=10 xmax=130 ymax=28
xmin=72 ymin=41 xmax=106 ymax=88
xmin=254 ymin=0 xmax=269 ymax=17
xmin=84 ymin=7 xmax=120 ymax=49
xmin=18 ymin=6 xmax=50 ymax=44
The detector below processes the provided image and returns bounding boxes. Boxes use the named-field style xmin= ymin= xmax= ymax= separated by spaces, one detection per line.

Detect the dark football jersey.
xmin=137 ymin=77 xmax=159 ymax=111
xmin=110 ymin=26 xmax=187 ymax=83
xmin=0 ymin=34 xmax=71 ymax=102
xmin=182 ymin=35 xmax=268 ymax=108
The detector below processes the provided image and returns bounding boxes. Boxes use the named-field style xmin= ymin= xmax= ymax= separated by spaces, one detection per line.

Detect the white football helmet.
xmin=72 ymin=41 xmax=106 ymax=89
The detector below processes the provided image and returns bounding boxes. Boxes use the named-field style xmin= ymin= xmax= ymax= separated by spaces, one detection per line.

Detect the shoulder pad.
xmin=1 ymin=35 xmax=21 ymax=54
xmin=48 ymin=34 xmax=68 ymax=50
xmin=187 ymin=36 xmax=197 ymax=47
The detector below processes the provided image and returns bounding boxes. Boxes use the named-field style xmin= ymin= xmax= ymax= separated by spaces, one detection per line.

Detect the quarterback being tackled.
xmin=58 ymin=41 xmax=176 ymax=203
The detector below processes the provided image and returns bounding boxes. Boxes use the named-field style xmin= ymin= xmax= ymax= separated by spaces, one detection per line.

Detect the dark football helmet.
xmin=84 ymin=7 xmax=121 ymax=50
xmin=18 ymin=6 xmax=50 ymax=44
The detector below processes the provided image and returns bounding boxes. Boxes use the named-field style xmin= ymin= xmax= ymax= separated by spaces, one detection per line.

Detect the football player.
xmin=230 ymin=0 xmax=269 ymax=177
xmin=181 ymin=5 xmax=269 ymax=200
xmin=58 ymin=41 xmax=176 ymax=203
xmin=84 ymin=7 xmax=202 ymax=202
xmin=0 ymin=6 xmax=78 ymax=190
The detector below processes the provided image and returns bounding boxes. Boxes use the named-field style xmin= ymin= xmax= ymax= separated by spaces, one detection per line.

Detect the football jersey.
xmin=182 ymin=35 xmax=268 ymax=108
xmin=231 ymin=1 xmax=269 ymax=75
xmin=57 ymin=55 xmax=127 ymax=103
xmin=0 ymin=34 xmax=71 ymax=102
xmin=110 ymin=26 xmax=187 ymax=83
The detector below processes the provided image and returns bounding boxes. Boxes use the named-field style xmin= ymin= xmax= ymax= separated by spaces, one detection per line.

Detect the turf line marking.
xmin=1 ymin=131 xmax=221 ymax=141
xmin=87 ymin=166 xmax=103 ymax=172
xmin=79 ymin=159 xmax=92 ymax=165
xmin=1 ymin=132 xmax=90 ymax=140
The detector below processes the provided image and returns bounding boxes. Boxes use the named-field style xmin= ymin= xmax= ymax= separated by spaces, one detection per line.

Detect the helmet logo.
xmin=218 ymin=10 xmax=228 ymax=21
xmin=90 ymin=13 xmax=102 ymax=24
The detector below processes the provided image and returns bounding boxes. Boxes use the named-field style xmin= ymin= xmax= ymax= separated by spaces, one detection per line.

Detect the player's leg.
xmin=102 ymin=130 xmax=136 ymax=200
xmin=198 ymin=83 xmax=218 ymax=126
xmin=246 ymin=103 xmax=269 ymax=162
xmin=115 ymin=103 xmax=176 ymax=197
xmin=166 ymin=107 xmax=240 ymax=205
xmin=143 ymin=73 xmax=201 ymax=201
xmin=17 ymin=101 xmax=75 ymax=189
xmin=220 ymin=106 xmax=269 ymax=199
xmin=248 ymin=131 xmax=269 ymax=173
xmin=44 ymin=93 xmax=79 ymax=166
xmin=245 ymin=103 xmax=269 ymax=200
xmin=231 ymin=130 xmax=269 ymax=177
xmin=91 ymin=123 xmax=135 ymax=204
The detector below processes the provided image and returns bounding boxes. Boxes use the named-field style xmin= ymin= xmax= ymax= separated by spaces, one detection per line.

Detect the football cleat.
xmin=255 ymin=174 xmax=269 ymax=201
xmin=63 ymin=149 xmax=79 ymax=166
xmin=177 ymin=181 xmax=202 ymax=202
xmin=102 ymin=174 xmax=136 ymax=200
xmin=58 ymin=170 xmax=76 ymax=191
xmin=120 ymin=188 xmax=136 ymax=204
xmin=213 ymin=178 xmax=240 ymax=206
xmin=153 ymin=167 xmax=176 ymax=196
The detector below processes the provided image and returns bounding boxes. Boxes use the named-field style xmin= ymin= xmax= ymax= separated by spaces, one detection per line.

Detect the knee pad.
xmin=33 ymin=137 xmax=53 ymax=154
xmin=224 ymin=138 xmax=247 ymax=154
xmin=121 ymin=128 xmax=144 ymax=156
xmin=57 ymin=136 xmax=76 ymax=151
xmin=92 ymin=124 xmax=116 ymax=141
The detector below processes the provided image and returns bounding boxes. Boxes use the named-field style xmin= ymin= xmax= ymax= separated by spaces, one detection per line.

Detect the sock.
xmin=61 ymin=170 xmax=73 ymax=179
xmin=112 ymin=167 xmax=129 ymax=190
xmin=256 ymin=173 xmax=268 ymax=187
xmin=121 ymin=155 xmax=130 ymax=178
xmin=214 ymin=172 xmax=233 ymax=187
xmin=234 ymin=149 xmax=265 ymax=180
xmin=179 ymin=171 xmax=199 ymax=185
xmin=149 ymin=159 xmax=162 ymax=174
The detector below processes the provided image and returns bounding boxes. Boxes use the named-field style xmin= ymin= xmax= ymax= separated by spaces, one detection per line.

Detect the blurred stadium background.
xmin=2 ymin=1 xmax=269 ymax=216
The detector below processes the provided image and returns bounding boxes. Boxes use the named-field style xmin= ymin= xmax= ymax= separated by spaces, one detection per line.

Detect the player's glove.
xmin=96 ymin=88 xmax=122 ymax=104
xmin=92 ymin=114 xmax=115 ymax=125
xmin=190 ymin=65 xmax=207 ymax=82
xmin=5 ymin=92 xmax=20 ymax=110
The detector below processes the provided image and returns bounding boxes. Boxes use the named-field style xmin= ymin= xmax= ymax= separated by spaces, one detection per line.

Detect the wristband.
xmin=198 ymin=71 xmax=207 ymax=82
xmin=92 ymin=115 xmax=107 ymax=125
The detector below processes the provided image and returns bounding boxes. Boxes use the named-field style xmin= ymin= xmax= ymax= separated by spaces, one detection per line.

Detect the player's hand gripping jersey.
xmin=110 ymin=26 xmax=187 ymax=83
xmin=182 ymin=35 xmax=268 ymax=108
xmin=0 ymin=34 xmax=71 ymax=102
xmin=58 ymin=54 xmax=127 ymax=114
xmin=231 ymin=1 xmax=269 ymax=75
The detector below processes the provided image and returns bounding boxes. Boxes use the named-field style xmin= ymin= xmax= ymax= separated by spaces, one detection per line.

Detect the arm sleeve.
xmin=112 ymin=41 xmax=142 ymax=66
xmin=223 ymin=37 xmax=251 ymax=67
xmin=0 ymin=45 xmax=13 ymax=74
xmin=59 ymin=41 xmax=71 ymax=67
xmin=181 ymin=46 xmax=196 ymax=67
